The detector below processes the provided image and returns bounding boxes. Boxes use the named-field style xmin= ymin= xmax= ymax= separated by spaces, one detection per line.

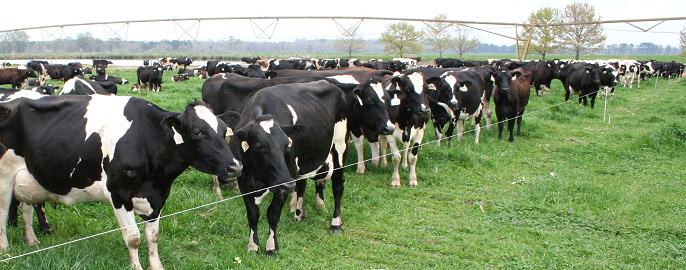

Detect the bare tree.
xmin=423 ymin=14 xmax=453 ymax=58
xmin=451 ymin=25 xmax=480 ymax=60
xmin=379 ymin=22 xmax=424 ymax=57
xmin=560 ymin=2 xmax=607 ymax=60
xmin=334 ymin=25 xmax=367 ymax=57
xmin=521 ymin=7 xmax=563 ymax=60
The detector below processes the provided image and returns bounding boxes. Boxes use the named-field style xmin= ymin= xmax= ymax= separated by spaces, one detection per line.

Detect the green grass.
xmin=2 ymin=69 xmax=686 ymax=269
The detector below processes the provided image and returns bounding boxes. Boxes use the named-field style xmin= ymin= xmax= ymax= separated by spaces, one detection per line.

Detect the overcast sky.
xmin=4 ymin=0 xmax=685 ymax=46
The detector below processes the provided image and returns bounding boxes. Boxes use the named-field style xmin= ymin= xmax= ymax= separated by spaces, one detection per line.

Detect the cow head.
xmin=162 ymin=100 xmax=242 ymax=181
xmin=426 ymin=75 xmax=459 ymax=110
xmin=95 ymin=64 xmax=107 ymax=76
xmin=390 ymin=72 xmax=430 ymax=116
xmin=234 ymin=114 xmax=307 ymax=194
xmin=493 ymin=68 xmax=515 ymax=95
xmin=352 ymin=76 xmax=394 ymax=135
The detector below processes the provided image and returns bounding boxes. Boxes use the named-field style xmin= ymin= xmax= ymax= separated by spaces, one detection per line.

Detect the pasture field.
xmin=2 ymin=68 xmax=686 ymax=269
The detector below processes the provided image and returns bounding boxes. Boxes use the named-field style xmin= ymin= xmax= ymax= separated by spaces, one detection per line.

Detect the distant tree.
xmin=422 ymin=14 xmax=453 ymax=57
xmin=334 ymin=25 xmax=367 ymax=57
xmin=451 ymin=24 xmax=480 ymax=60
xmin=559 ymin=2 xmax=606 ymax=60
xmin=0 ymin=31 xmax=30 ymax=53
xmin=379 ymin=22 xmax=424 ymax=57
xmin=680 ymin=24 xmax=686 ymax=57
xmin=521 ymin=7 xmax=563 ymax=60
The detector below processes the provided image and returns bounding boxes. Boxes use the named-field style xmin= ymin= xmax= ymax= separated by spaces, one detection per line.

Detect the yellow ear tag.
xmin=242 ymin=141 xmax=250 ymax=152
xmin=172 ymin=127 xmax=184 ymax=145
xmin=225 ymin=128 xmax=234 ymax=144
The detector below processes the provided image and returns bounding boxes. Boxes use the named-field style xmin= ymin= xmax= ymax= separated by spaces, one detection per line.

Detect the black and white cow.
xmin=173 ymin=57 xmax=193 ymax=69
xmin=377 ymin=71 xmax=430 ymax=187
xmin=132 ymin=66 xmax=163 ymax=94
xmin=230 ymin=81 xmax=347 ymax=255
xmin=171 ymin=74 xmax=190 ymax=82
xmin=60 ymin=76 xmax=116 ymax=95
xmin=90 ymin=74 xmax=129 ymax=85
xmin=0 ymin=96 xmax=242 ymax=270
xmin=427 ymin=69 xmax=486 ymax=144
xmin=92 ymin=59 xmax=113 ymax=67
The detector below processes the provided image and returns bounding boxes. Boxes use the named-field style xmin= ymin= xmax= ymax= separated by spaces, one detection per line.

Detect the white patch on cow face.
xmin=444 ymin=75 xmax=457 ymax=93
xmin=254 ymin=189 xmax=270 ymax=205
xmin=407 ymin=72 xmax=425 ymax=94
xmin=84 ymin=95 xmax=133 ymax=161
xmin=260 ymin=119 xmax=274 ymax=134
xmin=194 ymin=105 xmax=219 ymax=134
xmin=370 ymin=83 xmax=385 ymax=103
xmin=287 ymin=104 xmax=298 ymax=124
xmin=326 ymin=75 xmax=359 ymax=84
xmin=132 ymin=197 xmax=153 ymax=216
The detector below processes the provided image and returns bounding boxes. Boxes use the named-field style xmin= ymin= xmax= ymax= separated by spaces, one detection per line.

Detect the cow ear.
xmin=161 ymin=116 xmax=184 ymax=145
xmin=281 ymin=124 xmax=308 ymax=140
xmin=426 ymin=77 xmax=442 ymax=87
xmin=512 ymin=70 xmax=522 ymax=79
xmin=0 ymin=106 xmax=12 ymax=124
xmin=218 ymin=111 xmax=241 ymax=129
xmin=235 ymin=128 xmax=248 ymax=142
xmin=265 ymin=71 xmax=277 ymax=79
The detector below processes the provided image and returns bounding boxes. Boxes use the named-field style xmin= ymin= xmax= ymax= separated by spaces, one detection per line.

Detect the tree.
xmin=451 ymin=25 xmax=480 ymax=60
xmin=379 ymin=22 xmax=424 ymax=57
xmin=559 ymin=2 xmax=607 ymax=60
xmin=0 ymin=31 xmax=30 ymax=54
xmin=680 ymin=24 xmax=686 ymax=57
xmin=521 ymin=7 xmax=563 ymax=60
xmin=422 ymin=14 xmax=453 ymax=58
xmin=333 ymin=25 xmax=366 ymax=57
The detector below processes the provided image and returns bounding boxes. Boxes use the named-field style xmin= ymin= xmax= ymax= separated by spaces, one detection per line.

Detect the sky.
xmin=3 ymin=0 xmax=685 ymax=46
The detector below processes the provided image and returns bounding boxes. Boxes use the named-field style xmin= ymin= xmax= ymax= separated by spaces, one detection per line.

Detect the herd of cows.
xmin=0 ymin=55 xmax=684 ymax=269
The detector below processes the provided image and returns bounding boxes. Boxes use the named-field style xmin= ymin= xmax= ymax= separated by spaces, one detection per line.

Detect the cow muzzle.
xmin=270 ymin=180 xmax=296 ymax=194
xmin=381 ymin=124 xmax=395 ymax=135
xmin=220 ymin=162 xmax=243 ymax=181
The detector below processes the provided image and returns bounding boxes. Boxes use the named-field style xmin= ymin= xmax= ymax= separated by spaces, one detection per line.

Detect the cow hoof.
xmin=40 ymin=228 xmax=53 ymax=235
xmin=408 ymin=181 xmax=418 ymax=187
xmin=356 ymin=167 xmax=365 ymax=174
xmin=328 ymin=226 xmax=342 ymax=234
xmin=263 ymin=250 xmax=277 ymax=257
xmin=391 ymin=183 xmax=401 ymax=188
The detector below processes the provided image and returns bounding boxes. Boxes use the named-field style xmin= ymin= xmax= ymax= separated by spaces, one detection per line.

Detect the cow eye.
xmin=193 ymin=130 xmax=203 ymax=137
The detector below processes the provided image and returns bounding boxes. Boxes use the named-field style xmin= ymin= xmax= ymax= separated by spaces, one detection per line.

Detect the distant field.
xmin=1 ymin=68 xmax=686 ymax=269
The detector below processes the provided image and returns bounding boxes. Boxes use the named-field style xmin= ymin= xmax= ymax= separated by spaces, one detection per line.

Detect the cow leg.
xmin=21 ymin=203 xmax=39 ymax=246
xmin=457 ymin=119 xmax=464 ymax=141
xmin=243 ymin=192 xmax=261 ymax=253
xmin=473 ymin=116 xmax=482 ymax=145
xmin=292 ymin=179 xmax=307 ymax=221
xmin=314 ymin=182 xmax=326 ymax=211
xmin=378 ymin=136 xmax=389 ymax=166
xmin=408 ymin=128 xmax=425 ymax=187
xmin=433 ymin=121 xmax=443 ymax=147
xmin=387 ymin=136 xmax=402 ymax=187
xmin=444 ymin=120 xmax=456 ymax=146
xmin=508 ymin=117 xmax=516 ymax=142
xmin=590 ymin=93 xmax=597 ymax=109
xmin=482 ymin=100 xmax=493 ymax=129
xmin=369 ymin=141 xmax=381 ymax=166
xmin=212 ymin=175 xmax=224 ymax=200
xmin=112 ymin=206 xmax=145 ymax=270
xmin=144 ymin=219 xmax=164 ymax=270
xmin=8 ymin=197 xmax=19 ymax=228
xmin=516 ymin=111 xmax=525 ymax=136
xmin=265 ymin=193 xmax=288 ymax=256
xmin=329 ymin=166 xmax=345 ymax=233
xmin=35 ymin=203 xmax=52 ymax=234
xmin=352 ymin=134 xmax=366 ymax=174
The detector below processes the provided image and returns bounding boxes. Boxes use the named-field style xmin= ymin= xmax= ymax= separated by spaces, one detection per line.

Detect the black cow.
xmin=230 ymin=81 xmax=347 ymax=255
xmin=377 ymin=71 xmax=430 ymax=187
xmin=0 ymin=96 xmax=242 ymax=270
xmin=206 ymin=60 xmax=232 ymax=77
xmin=60 ymin=76 xmax=116 ymax=95
xmin=241 ymin=57 xmax=261 ymax=64
xmin=532 ymin=60 xmax=557 ymax=96
xmin=46 ymin=64 xmax=81 ymax=82
xmin=435 ymin=58 xmax=467 ymax=68
xmin=493 ymin=68 xmax=533 ymax=142
xmin=564 ymin=64 xmax=602 ymax=108
xmin=94 ymin=64 xmax=107 ymax=76
xmin=133 ymin=65 xmax=163 ymax=94
xmin=0 ymin=68 xmax=37 ymax=89
xmin=173 ymin=57 xmax=193 ymax=69
xmin=90 ymin=74 xmax=128 ymax=85
xmin=599 ymin=67 xmax=618 ymax=99
xmin=92 ymin=59 xmax=113 ymax=67
xmin=242 ymin=64 xmax=267 ymax=78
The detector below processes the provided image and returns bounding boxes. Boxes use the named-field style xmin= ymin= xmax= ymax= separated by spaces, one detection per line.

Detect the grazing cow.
xmin=90 ymin=74 xmax=128 ymax=85
xmin=132 ymin=66 xmax=163 ymax=94
xmin=171 ymin=74 xmax=190 ymax=82
xmin=241 ymin=57 xmax=261 ymax=64
xmin=377 ymin=71 xmax=430 ymax=187
xmin=60 ymin=76 xmax=116 ymax=95
xmin=230 ymin=81 xmax=347 ymax=255
xmin=92 ymin=59 xmax=113 ymax=67
xmin=0 ymin=68 xmax=37 ymax=89
xmin=493 ymin=69 xmax=533 ymax=142
xmin=0 ymin=96 xmax=242 ymax=270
